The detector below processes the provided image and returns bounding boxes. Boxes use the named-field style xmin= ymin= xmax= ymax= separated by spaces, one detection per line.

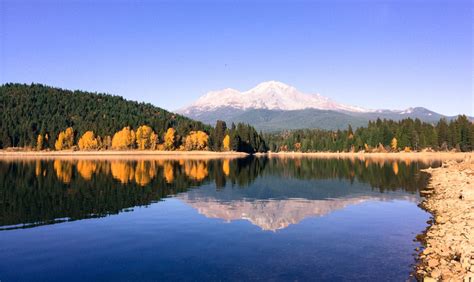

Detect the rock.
xmin=431 ymin=269 xmax=441 ymax=278
xmin=417 ymin=159 xmax=473 ymax=281
xmin=428 ymin=259 xmax=440 ymax=268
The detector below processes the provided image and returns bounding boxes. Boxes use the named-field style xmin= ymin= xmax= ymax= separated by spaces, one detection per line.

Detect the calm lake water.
xmin=0 ymin=157 xmax=439 ymax=281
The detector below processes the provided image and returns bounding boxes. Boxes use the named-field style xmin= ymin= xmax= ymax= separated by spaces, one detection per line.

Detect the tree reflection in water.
xmin=0 ymin=157 xmax=440 ymax=230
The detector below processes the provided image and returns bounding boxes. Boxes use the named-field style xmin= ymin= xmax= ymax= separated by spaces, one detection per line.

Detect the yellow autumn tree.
xmin=55 ymin=132 xmax=65 ymax=150
xmin=136 ymin=125 xmax=155 ymax=150
xmin=184 ymin=131 xmax=209 ymax=150
xmin=391 ymin=137 xmax=398 ymax=152
xmin=55 ymin=127 xmax=74 ymax=150
xmin=36 ymin=134 xmax=43 ymax=151
xmin=164 ymin=128 xmax=176 ymax=150
xmin=112 ymin=127 xmax=136 ymax=150
xmin=222 ymin=134 xmax=230 ymax=151
xmin=78 ymin=131 xmax=99 ymax=150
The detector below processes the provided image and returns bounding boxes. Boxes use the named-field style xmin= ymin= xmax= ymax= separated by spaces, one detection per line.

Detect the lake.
xmin=0 ymin=156 xmax=439 ymax=281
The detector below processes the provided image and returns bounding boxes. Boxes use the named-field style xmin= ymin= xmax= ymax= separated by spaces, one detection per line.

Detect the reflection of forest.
xmin=0 ymin=157 xmax=438 ymax=229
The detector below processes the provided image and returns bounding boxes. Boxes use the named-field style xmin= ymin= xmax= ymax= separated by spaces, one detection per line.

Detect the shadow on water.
xmin=0 ymin=156 xmax=440 ymax=230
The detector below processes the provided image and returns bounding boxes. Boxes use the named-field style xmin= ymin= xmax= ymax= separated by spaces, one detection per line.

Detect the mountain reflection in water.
xmin=0 ymin=157 xmax=439 ymax=230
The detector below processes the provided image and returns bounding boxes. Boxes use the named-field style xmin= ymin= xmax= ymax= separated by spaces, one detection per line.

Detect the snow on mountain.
xmin=178 ymin=81 xmax=370 ymax=114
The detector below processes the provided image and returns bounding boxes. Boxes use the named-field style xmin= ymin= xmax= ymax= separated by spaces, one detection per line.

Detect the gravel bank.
xmin=417 ymin=158 xmax=474 ymax=281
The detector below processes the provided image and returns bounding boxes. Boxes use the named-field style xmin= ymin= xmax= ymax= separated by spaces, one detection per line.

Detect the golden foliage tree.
xmin=164 ymin=128 xmax=176 ymax=150
xmin=55 ymin=132 xmax=65 ymax=150
xmin=112 ymin=127 xmax=136 ymax=149
xmin=36 ymin=134 xmax=43 ymax=151
xmin=391 ymin=137 xmax=398 ymax=152
xmin=55 ymin=127 xmax=74 ymax=150
xmin=222 ymin=134 xmax=230 ymax=151
xmin=136 ymin=125 xmax=155 ymax=150
xmin=65 ymin=127 xmax=74 ymax=148
xmin=184 ymin=131 xmax=209 ymax=151
xmin=78 ymin=131 xmax=99 ymax=150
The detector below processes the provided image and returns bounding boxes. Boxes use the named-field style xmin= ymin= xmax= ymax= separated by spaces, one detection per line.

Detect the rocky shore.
xmin=417 ymin=158 xmax=474 ymax=281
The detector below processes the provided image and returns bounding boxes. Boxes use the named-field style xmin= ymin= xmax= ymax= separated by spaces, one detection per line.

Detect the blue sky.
xmin=1 ymin=0 xmax=472 ymax=115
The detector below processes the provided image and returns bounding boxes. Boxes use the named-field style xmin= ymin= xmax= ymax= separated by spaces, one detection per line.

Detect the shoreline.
xmin=0 ymin=150 xmax=471 ymax=161
xmin=417 ymin=158 xmax=474 ymax=281
xmin=262 ymin=151 xmax=472 ymax=161
xmin=0 ymin=150 xmax=249 ymax=160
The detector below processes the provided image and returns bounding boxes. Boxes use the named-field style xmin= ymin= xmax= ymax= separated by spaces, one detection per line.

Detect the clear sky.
xmin=1 ymin=0 xmax=472 ymax=115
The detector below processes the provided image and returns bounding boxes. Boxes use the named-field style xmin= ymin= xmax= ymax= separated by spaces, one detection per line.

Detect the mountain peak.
xmin=179 ymin=81 xmax=369 ymax=114
xmin=253 ymin=80 xmax=292 ymax=90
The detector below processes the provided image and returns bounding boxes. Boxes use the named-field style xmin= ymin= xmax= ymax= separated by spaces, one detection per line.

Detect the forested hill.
xmin=0 ymin=83 xmax=205 ymax=148
xmin=0 ymin=83 xmax=267 ymax=153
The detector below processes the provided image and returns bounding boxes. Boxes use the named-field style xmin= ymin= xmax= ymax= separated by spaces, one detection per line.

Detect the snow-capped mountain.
xmin=179 ymin=81 xmax=369 ymax=114
xmin=178 ymin=81 xmax=458 ymax=131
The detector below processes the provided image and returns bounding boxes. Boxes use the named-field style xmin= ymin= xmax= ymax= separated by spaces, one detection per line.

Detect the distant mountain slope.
xmin=179 ymin=81 xmax=466 ymax=131
xmin=190 ymin=107 xmax=368 ymax=131
xmin=0 ymin=83 xmax=208 ymax=148
xmin=180 ymin=80 xmax=368 ymax=114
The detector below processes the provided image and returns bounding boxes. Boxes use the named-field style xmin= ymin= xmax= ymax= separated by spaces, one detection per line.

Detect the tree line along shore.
xmin=4 ymin=114 xmax=472 ymax=156
xmin=1 ymin=83 xmax=473 ymax=154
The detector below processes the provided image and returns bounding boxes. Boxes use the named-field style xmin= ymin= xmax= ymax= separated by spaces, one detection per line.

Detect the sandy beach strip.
xmin=0 ymin=150 xmax=249 ymax=161
xmin=261 ymin=151 xmax=473 ymax=162
xmin=1 ymin=150 xmax=471 ymax=161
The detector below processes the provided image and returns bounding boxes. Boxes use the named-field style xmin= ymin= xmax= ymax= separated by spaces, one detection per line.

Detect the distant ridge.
xmin=178 ymin=81 xmax=469 ymax=131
